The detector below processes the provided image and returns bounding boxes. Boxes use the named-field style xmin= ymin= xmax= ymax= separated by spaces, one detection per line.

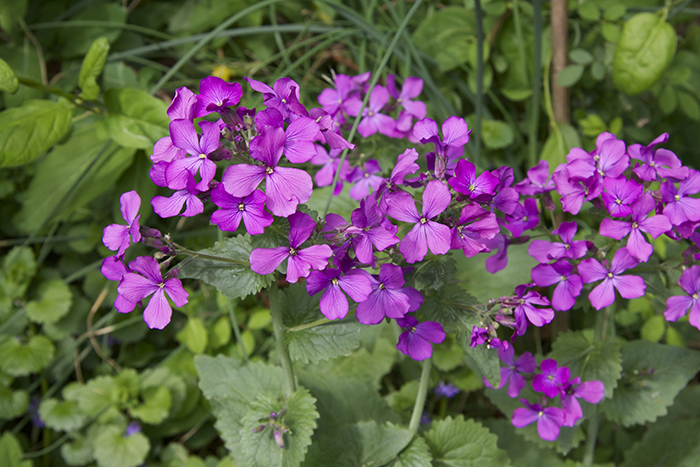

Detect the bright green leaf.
xmin=640 ymin=315 xmax=665 ymax=342
xmin=176 ymin=317 xmax=208 ymax=354
xmin=539 ymin=123 xmax=581 ymax=172
xmin=130 ymin=386 xmax=172 ymax=425
xmin=93 ymin=425 xmax=150 ymax=467
xmin=569 ymin=49 xmax=593 ymax=65
xmin=388 ymin=436 xmax=432 ymax=467
xmin=578 ymin=2 xmax=600 ymax=21
xmin=0 ymin=246 xmax=36 ymax=301
xmin=39 ymin=399 xmax=86 ymax=432
xmin=665 ymin=326 xmax=685 ymax=347
xmin=78 ymin=37 xmax=110 ymax=100
xmin=0 ymin=386 xmax=28 ymax=420
xmin=0 ymin=335 xmax=54 ymax=376
xmin=60 ymin=436 xmax=93 ymax=466
xmin=482 ymin=120 xmax=514 ymax=149
xmin=578 ymin=114 xmax=607 ymax=138
xmin=0 ymin=58 xmax=18 ymax=93
xmin=0 ymin=432 xmax=32 ymax=467
xmin=423 ymin=416 xmax=510 ymax=467
xmin=557 ymin=65 xmax=585 ymax=88
xmin=413 ymin=7 xmax=475 ymax=72
xmin=102 ymin=88 xmax=169 ymax=148
xmin=169 ymin=0 xmax=263 ymax=35
xmin=208 ymin=316 xmax=232 ymax=350
xmin=603 ymin=4 xmax=626 ymax=21
xmin=602 ymin=22 xmax=622 ymax=42
xmin=25 ymin=279 xmax=72 ymax=324
xmin=247 ymin=309 xmax=272 ymax=330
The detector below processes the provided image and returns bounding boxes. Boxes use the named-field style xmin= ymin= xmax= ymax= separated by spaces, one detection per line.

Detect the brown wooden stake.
xmin=551 ymin=0 xmax=570 ymax=124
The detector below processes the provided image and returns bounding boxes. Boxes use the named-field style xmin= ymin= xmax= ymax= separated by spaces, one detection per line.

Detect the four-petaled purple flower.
xmin=355 ymin=264 xmax=422 ymax=325
xmin=630 ymin=133 xmax=689 ymax=182
xmin=512 ymin=399 xmax=566 ymax=441
xmin=601 ymin=177 xmax=642 ymax=218
xmin=659 ymin=169 xmax=700 ymax=226
xmin=396 ymin=315 xmax=446 ymax=361
xmin=345 ymin=85 xmax=396 ymax=138
xmin=306 ymin=268 xmax=372 ymax=320
xmin=210 ymin=186 xmax=273 ymax=235
xmin=528 ymin=221 xmax=587 ymax=264
xmin=195 ymin=76 xmax=243 ymax=118
xmin=506 ymin=284 xmax=554 ymax=335
xmin=167 ymin=120 xmax=220 ymax=191
xmin=531 ymin=259 xmax=583 ymax=311
xmin=532 ymin=359 xmax=570 ymax=398
xmin=485 ymin=345 xmax=536 ymax=398
xmin=449 ymin=160 xmax=500 ymax=201
xmin=578 ymin=247 xmax=646 ymax=310
xmin=561 ymin=377 xmax=605 ymax=427
xmin=664 ymin=265 xmax=700 ymax=330
xmin=102 ymin=190 xmax=141 ymax=258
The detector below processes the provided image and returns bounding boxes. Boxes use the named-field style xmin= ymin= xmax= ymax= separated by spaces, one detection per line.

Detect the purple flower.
xmin=349 ymin=198 xmax=399 ymax=265
xmin=485 ymin=345 xmax=536 ymax=398
xmin=553 ymin=166 xmax=603 ymax=215
xmin=125 ymin=421 xmax=141 ymax=437
xmin=355 ymin=264 xmax=422 ymax=325
xmin=318 ymin=73 xmax=356 ymax=116
xmin=470 ymin=326 xmax=491 ymax=347
xmin=245 ymin=76 xmax=301 ymax=120
xmin=151 ymin=136 xmax=185 ymax=164
xmin=514 ymin=160 xmax=555 ymax=196
xmin=386 ymin=180 xmax=452 ymax=263
xmin=151 ymin=175 xmax=204 ymax=218
xmin=450 ymin=204 xmax=499 ymax=257
xmin=386 ymin=75 xmax=426 ymax=119
xmin=221 ymin=127 xmax=313 ymax=217
xmin=309 ymin=145 xmax=349 ymax=194
xmin=167 ymin=86 xmax=197 ymax=121
xmin=102 ymin=256 xmax=138 ymax=312
xmin=512 ymin=399 xmax=566 ymax=441
xmin=194 ymin=76 xmax=243 ymax=118
xmin=306 ymin=268 xmax=371 ymax=320
xmin=561 ymin=377 xmax=605 ymax=427
xmin=630 ymin=133 xmax=689 ymax=182
xmin=210 ymin=186 xmax=273 ymax=235
xmin=507 ymin=284 xmax=554 ymax=335
xmin=449 ymin=160 xmax=500 ymax=201
xmin=396 ymin=315 xmax=446 ymax=361
xmin=599 ymin=193 xmax=672 ymax=262
xmin=117 ymin=256 xmax=189 ymax=329
xmin=282 ymin=115 xmax=320 ymax=164
xmin=601 ymin=177 xmax=643 ymax=218
xmin=346 ymin=85 xmax=397 ymax=138
xmin=664 ymin=265 xmax=700 ymax=330
xmin=532 ymin=359 xmax=570 ymax=398
xmin=434 ymin=381 xmax=460 ymax=398
xmin=348 ymin=159 xmax=384 ymax=200
xmin=102 ymin=191 xmax=142 ymax=258
xmin=531 ymin=260 xmax=583 ymax=311
xmin=414 ymin=116 xmax=470 ymax=178
xmin=167 ymin=120 xmax=220 ymax=191
xmin=660 ymin=169 xmax=700 ymax=226
xmin=528 ymin=221 xmax=587 ymax=264
xmin=578 ymin=248 xmax=646 ymax=310
xmin=249 ymin=211 xmax=333 ymax=283
xmin=504 ymin=198 xmax=539 ymax=237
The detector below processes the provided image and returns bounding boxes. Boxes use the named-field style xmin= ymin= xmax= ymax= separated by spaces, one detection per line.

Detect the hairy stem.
xmin=409 ymin=358 xmax=432 ymax=433
xmin=269 ymin=282 xmax=297 ymax=396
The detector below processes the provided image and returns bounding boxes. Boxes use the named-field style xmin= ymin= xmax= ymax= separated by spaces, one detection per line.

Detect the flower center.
xmin=408 ymin=326 xmax=416 ymax=333
xmin=266 ymin=166 xmax=274 ymax=175
xmin=158 ymin=282 xmax=165 ymax=289
xmin=378 ymin=283 xmax=386 ymax=290
xmin=518 ymin=298 xmax=524 ymax=305
xmin=650 ymin=161 xmax=656 ymax=167
xmin=560 ymin=275 xmax=567 ymax=281
xmin=337 ymin=99 xmax=342 ymax=104
xmin=694 ymin=293 xmax=699 ymax=300
xmin=216 ymin=101 xmax=223 ymax=106
xmin=523 ymin=216 xmax=529 ymax=221
xmin=397 ymin=98 xmax=403 ymax=103
xmin=289 ymin=247 xmax=297 ymax=256
xmin=199 ymin=153 xmax=207 ymax=159
xmin=364 ymin=172 xmax=369 ymax=178
xmin=615 ymin=198 xmax=622 ymax=205
xmin=238 ymin=203 xmax=245 ymax=211
xmin=607 ymin=272 xmax=614 ymax=279
xmin=632 ymin=221 xmax=639 ymax=229
xmin=420 ymin=217 xmax=428 ymax=225
xmin=281 ymin=98 xmax=287 ymax=104
xmin=675 ymin=194 xmax=681 ymax=201
xmin=594 ymin=155 xmax=600 ymax=162
xmin=368 ymin=111 xmax=374 ymax=117
xmin=469 ymin=184 xmax=476 ymax=192
xmin=538 ymin=410 xmax=544 ymax=417
xmin=331 ymin=278 xmax=339 ymax=286
xmin=564 ymin=243 xmax=570 ymax=250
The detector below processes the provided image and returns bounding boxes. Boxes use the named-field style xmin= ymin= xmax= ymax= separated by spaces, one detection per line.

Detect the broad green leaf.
xmin=248 ymin=309 xmax=272 ymax=330
xmin=613 ymin=13 xmax=677 ymax=95
xmin=602 ymin=23 xmax=621 ymax=42
xmin=240 ymin=389 xmax=318 ymax=467
xmin=58 ymin=3 xmax=125 ymax=57
xmin=600 ymin=340 xmax=700 ymax=426
xmin=410 ymin=254 xmax=458 ymax=291
xmin=678 ymin=91 xmax=700 ymax=120
xmin=176 ymin=317 xmax=208 ymax=354
xmin=418 ymin=284 xmax=479 ymax=331
xmin=484 ymin=420 xmax=564 ymax=467
xmin=130 ymin=386 xmax=172 ymax=425
xmin=569 ymin=49 xmax=594 ymax=65
xmin=0 ymin=246 xmax=36 ymax=301
xmin=14 ymin=125 xmax=136 ymax=234
xmin=578 ymin=2 xmax=600 ymax=21
xmin=60 ymin=436 xmax=93 ymax=466
xmin=0 ymin=386 xmax=28 ymax=420
xmin=0 ymin=335 xmax=54 ymax=376
xmin=102 ymin=88 xmax=169 ymax=148
xmin=0 ymin=0 xmax=27 ymax=38
xmin=659 ymin=84 xmax=678 ymax=115
xmin=25 ymin=279 xmax=72 ymax=324
xmin=603 ymin=4 xmax=626 ymax=21
xmin=92 ymin=425 xmax=149 ymax=467
xmin=139 ymin=367 xmax=188 ymax=418
xmin=0 ymin=43 xmax=42 ymax=107
xmin=540 ymin=123 xmax=581 ymax=171
xmin=456 ymin=326 xmax=501 ymax=389
xmin=413 ymin=7 xmax=475 ymax=72
xmin=0 ymin=58 xmax=18 ymax=93
xmin=38 ymin=399 xmax=86 ymax=432
xmin=208 ymin=316 xmax=232 ymax=350
xmin=423 ymin=416 xmax=510 ymax=467
xmin=169 ymin=0 xmax=263 ymax=35
xmin=281 ymin=283 xmax=362 ymax=364
xmin=388 ymin=436 xmax=432 ymax=467
xmin=578 ymin=114 xmax=608 ymax=138
xmin=179 ymin=235 xmax=273 ymax=301
xmin=640 ymin=315 xmax=665 ymax=342
xmin=548 ymin=331 xmax=622 ymax=398
xmin=64 ymin=370 xmax=139 ymax=417
xmin=0 ymin=99 xmax=72 ymax=167
xmin=78 ymin=37 xmax=110 ymax=100
xmin=432 ymin=335 xmax=465 ymax=372
xmin=482 ymin=120 xmax=514 ymax=149
xmin=557 ymin=65 xmax=585 ymax=87
xmin=0 ymin=432 xmax=31 ymax=467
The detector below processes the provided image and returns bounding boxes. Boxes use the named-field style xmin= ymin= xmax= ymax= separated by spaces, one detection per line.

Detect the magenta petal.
xmin=422 ymin=180 xmax=451 ymax=218
xmin=102 ymin=256 xmax=129 ymax=281
xmin=538 ymin=409 xmax=564 ymax=441
xmin=119 ymin=190 xmax=141 ymax=225
xmin=164 ymin=278 xmax=188 ymax=307
xmin=589 ymin=279 xmax=615 ymax=310
xmin=610 ymin=248 xmax=639 ymax=274
xmin=143 ymin=288 xmax=172 ymax=330
xmin=414 ymin=321 xmax=446 ymax=344
xmin=512 ymin=407 xmax=539 ymax=428
xmin=249 ymin=247 xmax=289 ymax=275
xmin=288 ymin=211 xmax=317 ymax=248
xmin=665 ymin=295 xmax=693 ymax=321
xmin=578 ymin=258 xmax=608 ymax=283
xmin=424 ymin=221 xmax=451 ymax=256
xmin=599 ymin=219 xmax=631 ymax=240
xmin=115 ymin=295 xmax=137 ymax=314
xmin=562 ymin=395 xmax=583 ymax=427
xmin=575 ymin=381 xmax=605 ymax=404
xmin=626 ymin=229 xmax=652 ymax=262
xmin=103 ymin=224 xmax=130 ymax=257
xmin=400 ymin=224 xmax=428 ymax=264
xmin=441 ymin=116 xmax=470 ymax=147
xmin=221 ymin=164 xmax=266 ymax=197
xmin=320 ymin=283 xmax=348 ymax=320
xmin=265 ymin=167 xmax=313 ymax=217
xmin=612 ymin=274 xmax=646 ymax=300
xmin=386 ymin=192 xmax=420 ymax=223
xmin=413 ymin=118 xmax=439 ymax=142
xmin=338 ymin=274 xmax=372 ymax=303
xmin=678 ymin=266 xmax=700 ymax=295
xmin=119 ymin=273 xmax=157 ymax=303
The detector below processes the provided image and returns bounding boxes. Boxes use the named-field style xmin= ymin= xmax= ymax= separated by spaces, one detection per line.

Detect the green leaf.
xmin=0 ymin=58 xmax=18 ymax=93
xmin=60 ymin=435 xmax=93 ymax=466
xmin=64 ymin=370 xmax=139 ymax=417
xmin=281 ymin=283 xmax=362 ymax=364
xmin=0 ymin=432 xmax=32 ymax=467
xmin=413 ymin=7 xmax=475 ymax=72
xmin=0 ymin=335 xmax=54 ymax=376
xmin=14 ymin=125 xmax=136 ymax=234
xmin=388 ymin=436 xmax=432 ymax=467
xmin=101 ymin=88 xmax=169 ymax=148
xmin=659 ymin=85 xmax=678 ymax=115
xmin=78 ymin=37 xmax=110 ymax=100
xmin=176 ymin=317 xmax=208 ymax=354
xmin=578 ymin=114 xmax=608 ymax=138
xmin=410 ymin=254 xmax=458 ymax=291
xmin=179 ymin=235 xmax=273 ymax=302
xmin=418 ymin=284 xmax=479 ymax=331
xmin=130 ymin=385 xmax=172 ymax=425
xmin=248 ymin=309 xmax=272 ymax=330
xmin=548 ymin=331 xmax=622 ymax=399
xmin=240 ymin=389 xmax=318 ymax=467
xmin=208 ymin=316 xmax=232 ymax=350
xmin=481 ymin=120 xmax=514 ymax=149
xmin=640 ymin=315 xmax=665 ymax=342
xmin=577 ymin=2 xmax=600 ymax=21
xmin=557 ymin=65 xmax=585 ymax=88
xmin=603 ymin=4 xmax=626 ymax=21
xmin=484 ymin=419 xmax=564 ymax=467
xmin=602 ymin=23 xmax=621 ymax=43
xmin=92 ymin=425 xmax=149 ymax=467
xmin=25 ymin=279 xmax=72 ymax=324
xmin=38 ymin=399 xmax=86 ymax=432
xmin=678 ymin=91 xmax=700 ymax=121
xmin=139 ymin=367 xmax=188 ymax=419
xmin=0 ymin=386 xmax=28 ymax=420
xmin=600 ymin=340 xmax=700 ymax=426
xmin=423 ymin=416 xmax=510 ymax=467
xmin=569 ymin=49 xmax=594 ymax=65
xmin=0 ymin=246 xmax=36 ymax=301
xmin=169 ymin=0 xmax=263 ymax=35
xmin=304 ymin=421 xmax=413 ymax=467
xmin=58 ymin=3 xmax=125 ymax=57
xmin=0 ymin=99 xmax=73 ymax=168
xmin=613 ymin=13 xmax=677 ymax=95
xmin=432 ymin=335 xmax=465 ymax=372
xmin=0 ymin=0 xmax=27 ymax=38
xmin=540 ymin=123 xmax=581 ymax=171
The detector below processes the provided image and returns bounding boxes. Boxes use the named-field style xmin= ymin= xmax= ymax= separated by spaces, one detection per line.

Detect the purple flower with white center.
xmin=450 ymin=204 xmax=499 ymax=257
xmin=386 ymin=75 xmax=427 ymax=119
xmin=470 ymin=326 xmax=491 ymax=347
xmin=210 ymin=186 xmax=273 ymax=235
xmin=507 ymin=284 xmax=554 ymax=335
xmin=552 ymin=167 xmax=603 ymax=215
xmin=306 ymin=268 xmax=372 ymax=320
xmin=396 ymin=315 xmax=446 ymax=361
xmin=245 ymin=76 xmax=301 ymax=120
xmin=512 ymin=400 xmax=566 ymax=441
xmin=528 ymin=221 xmax=587 ymax=264
xmin=102 ymin=191 xmax=142 ymax=258
xmin=125 ymin=421 xmax=141 ymax=437
xmin=194 ymin=76 xmax=243 ymax=118
xmin=151 ymin=175 xmax=204 ymax=218
xmin=221 ymin=127 xmax=313 ymax=217
xmin=318 ymin=74 xmax=356 ymax=116
xmin=345 ymin=85 xmax=397 ymax=138
xmin=664 ymin=265 xmax=700 ymax=330
xmin=660 ymin=169 xmax=700 ymax=226
xmin=350 ymin=198 xmax=399 ymax=265
xmin=567 ymin=137 xmax=628 ymax=180
xmin=514 ymin=160 xmax=555 ymax=196
xmin=484 ymin=345 xmax=536 ymax=398
xmin=561 ymin=377 xmax=605 ymax=427
xmin=355 ymin=264 xmax=422 ymax=325
xmin=601 ymin=177 xmax=643 ymax=218
xmin=386 ymin=180 xmax=452 ymax=263
xmin=578 ymin=247 xmax=646 ymax=310
xmin=249 ymin=211 xmax=333 ymax=283
xmin=434 ymin=381 xmax=460 ymax=398
xmin=167 ymin=87 xmax=197 ymax=121
xmin=599 ymin=193 xmax=671 ymax=262
xmin=630 ymin=133 xmax=689 ymax=182
xmin=281 ymin=115 xmax=320 ymax=164
xmin=167 ymin=120 xmax=220 ymax=191
xmin=504 ymin=198 xmax=540 ymax=237
xmin=414 ymin=116 xmax=470 ymax=178
xmin=449 ymin=160 xmax=500 ymax=201
xmin=309 ymin=145 xmax=350 ymax=195
xmin=533 ymin=359 xmax=570 ymax=398
xmin=531 ymin=260 xmax=583 ymax=311
xmin=117 ymin=256 xmax=189 ymax=329
xmin=348 ymin=159 xmax=384 ymax=200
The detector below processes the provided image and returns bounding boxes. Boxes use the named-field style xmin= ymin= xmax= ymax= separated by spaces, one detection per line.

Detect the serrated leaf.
xmin=456 ymin=328 xmax=501 ymax=389
xmin=0 ymin=335 xmax=54 ymax=376
xmin=418 ymin=284 xmax=479 ymax=331
xmin=484 ymin=419 xmax=564 ymax=467
xmin=60 ymin=436 xmax=93 ymax=466
xmin=0 ymin=99 xmax=73 ymax=167
xmin=179 ymin=235 xmax=273 ymax=301
xmin=176 ymin=317 xmax=208 ymax=354
xmin=613 ymin=13 xmax=677 ymax=95
xmin=548 ymin=331 xmax=622 ymax=398
xmin=281 ymin=283 xmax=362 ymax=364
xmin=0 ymin=58 xmax=18 ymax=93
xmin=0 ymin=246 xmax=36 ymax=301
xmin=130 ymin=386 xmax=171 ymax=425
xmin=423 ymin=416 xmax=510 ymax=467
xmin=25 ymin=279 xmax=72 ymax=324
xmin=93 ymin=425 xmax=149 ymax=467
xmin=600 ymin=340 xmax=700 ymax=426
xmin=39 ymin=399 xmax=86 ymax=431
xmin=482 ymin=120 xmax=514 ymax=149
xmin=0 ymin=386 xmax=28 ymax=420
xmin=102 ymin=88 xmax=169 ymax=148
xmin=557 ymin=65 xmax=585 ymax=88
xmin=0 ymin=432 xmax=32 ymax=467
xmin=79 ymin=37 xmax=110 ymax=100
xmin=388 ymin=436 xmax=432 ymax=467
xmin=240 ymin=389 xmax=318 ymax=467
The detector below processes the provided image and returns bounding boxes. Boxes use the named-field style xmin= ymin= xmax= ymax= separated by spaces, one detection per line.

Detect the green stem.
xmin=227 ymin=299 xmax=248 ymax=361
xmin=16 ymin=76 xmax=102 ymax=112
xmin=582 ymin=411 xmax=600 ymax=467
xmin=288 ymin=317 xmax=331 ymax=332
xmin=533 ymin=327 xmax=543 ymax=357
xmin=529 ymin=0 xmax=544 ymax=167
xmin=269 ymin=281 xmax=296 ymax=396
xmin=174 ymin=244 xmax=249 ymax=266
xmin=473 ymin=0 xmax=484 ymax=167
xmin=409 ymin=358 xmax=432 ymax=433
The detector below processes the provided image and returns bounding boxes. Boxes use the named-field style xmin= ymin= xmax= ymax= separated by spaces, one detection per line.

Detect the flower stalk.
xmin=409 ymin=358 xmax=432 ymax=433
xmin=269 ymin=281 xmax=297 ymax=396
